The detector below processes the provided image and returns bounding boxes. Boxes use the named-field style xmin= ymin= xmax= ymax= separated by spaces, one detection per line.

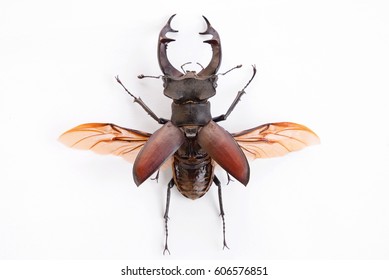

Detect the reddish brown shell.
xmin=133 ymin=122 xmax=185 ymax=186
xmin=198 ymin=121 xmax=250 ymax=186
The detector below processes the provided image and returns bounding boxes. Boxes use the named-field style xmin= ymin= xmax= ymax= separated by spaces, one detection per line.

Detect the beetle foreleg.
xmin=115 ymin=76 xmax=168 ymax=124
xmin=163 ymin=179 xmax=175 ymax=255
xmin=214 ymin=175 xmax=229 ymax=250
xmin=213 ymin=65 xmax=257 ymax=122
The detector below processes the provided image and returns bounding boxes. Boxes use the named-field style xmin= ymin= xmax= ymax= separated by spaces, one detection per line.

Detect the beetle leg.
xmin=212 ymin=65 xmax=257 ymax=122
xmin=150 ymin=169 xmax=160 ymax=182
xmin=115 ymin=76 xmax=168 ymax=124
xmin=163 ymin=179 xmax=175 ymax=255
xmin=226 ymin=172 xmax=234 ymax=185
xmin=213 ymin=175 xmax=229 ymax=250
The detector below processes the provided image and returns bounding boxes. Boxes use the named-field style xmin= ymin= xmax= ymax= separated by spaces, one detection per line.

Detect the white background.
xmin=1 ymin=0 xmax=389 ymax=261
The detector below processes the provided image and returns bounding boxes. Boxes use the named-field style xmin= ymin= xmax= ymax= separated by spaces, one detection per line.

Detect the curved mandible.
xmin=198 ymin=16 xmax=222 ymax=77
xmin=158 ymin=14 xmax=183 ymax=77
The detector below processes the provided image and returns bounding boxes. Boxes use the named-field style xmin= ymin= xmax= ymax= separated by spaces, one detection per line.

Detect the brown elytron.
xmin=59 ymin=15 xmax=320 ymax=254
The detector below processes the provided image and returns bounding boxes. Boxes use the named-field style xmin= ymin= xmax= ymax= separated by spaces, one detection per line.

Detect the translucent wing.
xmin=232 ymin=122 xmax=320 ymax=160
xmin=59 ymin=123 xmax=151 ymax=163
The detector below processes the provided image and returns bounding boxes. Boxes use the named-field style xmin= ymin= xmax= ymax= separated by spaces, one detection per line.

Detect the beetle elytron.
xmin=60 ymin=15 xmax=320 ymax=254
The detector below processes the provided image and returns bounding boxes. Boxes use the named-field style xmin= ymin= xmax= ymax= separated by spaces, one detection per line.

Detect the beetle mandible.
xmin=60 ymin=15 xmax=320 ymax=254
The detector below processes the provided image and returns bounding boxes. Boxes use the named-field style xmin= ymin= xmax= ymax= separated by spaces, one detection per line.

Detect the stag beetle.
xmin=60 ymin=15 xmax=320 ymax=254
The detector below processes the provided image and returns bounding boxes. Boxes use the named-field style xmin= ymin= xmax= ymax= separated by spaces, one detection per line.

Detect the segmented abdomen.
xmin=173 ymin=155 xmax=214 ymax=200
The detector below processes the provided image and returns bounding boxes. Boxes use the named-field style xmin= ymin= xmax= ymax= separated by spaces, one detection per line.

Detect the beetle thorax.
xmin=163 ymin=75 xmax=217 ymax=102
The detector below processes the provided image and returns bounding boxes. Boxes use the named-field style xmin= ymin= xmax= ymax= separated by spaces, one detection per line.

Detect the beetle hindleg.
xmin=213 ymin=65 xmax=257 ymax=122
xmin=115 ymin=76 xmax=168 ymax=124
xmin=213 ymin=175 xmax=229 ymax=250
xmin=226 ymin=172 xmax=234 ymax=185
xmin=150 ymin=169 xmax=161 ymax=182
xmin=163 ymin=179 xmax=175 ymax=255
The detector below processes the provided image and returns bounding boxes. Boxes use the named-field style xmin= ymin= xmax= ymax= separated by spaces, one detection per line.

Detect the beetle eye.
xmin=162 ymin=77 xmax=168 ymax=88
xmin=212 ymin=76 xmax=218 ymax=88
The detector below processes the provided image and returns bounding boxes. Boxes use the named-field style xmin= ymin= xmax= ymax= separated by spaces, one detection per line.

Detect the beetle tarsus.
xmin=163 ymin=212 xmax=171 ymax=256
xmin=241 ymin=65 xmax=257 ymax=91
xmin=163 ymin=245 xmax=171 ymax=255
xmin=214 ymin=176 xmax=230 ymax=250
xmin=163 ymin=179 xmax=175 ymax=255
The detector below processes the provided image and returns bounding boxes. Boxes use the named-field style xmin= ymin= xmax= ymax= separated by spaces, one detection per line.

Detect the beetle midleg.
xmin=213 ymin=65 xmax=257 ymax=122
xmin=213 ymin=175 xmax=229 ymax=250
xmin=163 ymin=178 xmax=175 ymax=255
xmin=115 ymin=76 xmax=168 ymax=124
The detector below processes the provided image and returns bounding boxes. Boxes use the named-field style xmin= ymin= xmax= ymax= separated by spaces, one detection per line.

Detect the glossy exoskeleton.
xmin=60 ymin=15 xmax=320 ymax=254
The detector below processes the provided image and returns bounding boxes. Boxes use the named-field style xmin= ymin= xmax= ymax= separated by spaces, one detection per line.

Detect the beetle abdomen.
xmin=173 ymin=154 xmax=214 ymax=200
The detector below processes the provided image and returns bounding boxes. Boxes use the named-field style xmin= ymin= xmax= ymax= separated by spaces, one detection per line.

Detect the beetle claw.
xmin=163 ymin=246 xmax=171 ymax=255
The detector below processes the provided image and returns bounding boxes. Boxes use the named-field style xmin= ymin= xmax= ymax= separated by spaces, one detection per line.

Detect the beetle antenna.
xmin=180 ymin=62 xmax=192 ymax=72
xmin=218 ymin=64 xmax=242 ymax=76
xmin=196 ymin=62 xmax=204 ymax=70
xmin=138 ymin=74 xmax=163 ymax=79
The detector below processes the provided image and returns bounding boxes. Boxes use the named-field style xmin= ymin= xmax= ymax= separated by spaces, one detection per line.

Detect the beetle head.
xmin=158 ymin=15 xmax=222 ymax=78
